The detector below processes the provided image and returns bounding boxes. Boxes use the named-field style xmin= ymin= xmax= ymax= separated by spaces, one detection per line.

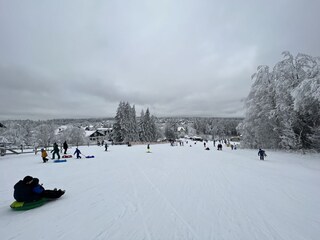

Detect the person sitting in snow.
xmin=41 ymin=148 xmax=49 ymax=163
xmin=74 ymin=148 xmax=82 ymax=159
xmin=258 ymin=148 xmax=267 ymax=160
xmin=13 ymin=176 xmax=64 ymax=203
xmin=31 ymin=177 xmax=65 ymax=199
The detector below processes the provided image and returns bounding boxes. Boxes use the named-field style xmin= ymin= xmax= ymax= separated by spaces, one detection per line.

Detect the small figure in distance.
xmin=63 ymin=141 xmax=68 ymax=154
xmin=41 ymin=148 xmax=49 ymax=163
xmin=258 ymin=148 xmax=267 ymax=160
xmin=147 ymin=144 xmax=151 ymax=153
xmin=51 ymin=143 xmax=60 ymax=160
xmin=74 ymin=148 xmax=82 ymax=159
xmin=105 ymin=143 xmax=108 ymax=151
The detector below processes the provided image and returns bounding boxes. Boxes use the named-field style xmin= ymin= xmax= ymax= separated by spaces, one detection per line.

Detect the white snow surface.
xmin=0 ymin=142 xmax=319 ymax=240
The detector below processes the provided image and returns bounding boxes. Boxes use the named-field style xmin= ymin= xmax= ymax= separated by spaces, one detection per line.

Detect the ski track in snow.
xmin=0 ymin=143 xmax=320 ymax=240
xmin=133 ymin=162 xmax=199 ymax=240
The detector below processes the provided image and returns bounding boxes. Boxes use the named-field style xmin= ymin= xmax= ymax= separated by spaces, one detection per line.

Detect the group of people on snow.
xmin=38 ymin=141 xmax=86 ymax=162
xmin=13 ymin=140 xmax=269 ymax=207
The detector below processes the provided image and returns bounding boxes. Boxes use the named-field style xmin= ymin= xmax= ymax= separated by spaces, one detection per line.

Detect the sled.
xmin=10 ymin=198 xmax=48 ymax=211
xmin=53 ymin=159 xmax=67 ymax=163
xmin=85 ymin=155 xmax=95 ymax=158
xmin=62 ymin=155 xmax=72 ymax=158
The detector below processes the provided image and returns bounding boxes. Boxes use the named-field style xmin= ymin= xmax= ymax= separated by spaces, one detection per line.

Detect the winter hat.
xmin=33 ymin=178 xmax=39 ymax=185
xmin=23 ymin=176 xmax=33 ymax=183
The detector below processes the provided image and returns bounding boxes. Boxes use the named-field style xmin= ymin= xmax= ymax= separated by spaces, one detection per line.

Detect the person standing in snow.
xmin=105 ymin=143 xmax=108 ymax=151
xmin=41 ymin=148 xmax=49 ymax=163
xmin=147 ymin=144 xmax=150 ymax=152
xmin=63 ymin=141 xmax=68 ymax=154
xmin=51 ymin=143 xmax=60 ymax=160
xmin=258 ymin=149 xmax=267 ymax=160
xmin=74 ymin=148 xmax=82 ymax=159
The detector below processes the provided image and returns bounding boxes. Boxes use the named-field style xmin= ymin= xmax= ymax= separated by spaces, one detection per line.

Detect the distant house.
xmin=86 ymin=129 xmax=112 ymax=142
xmin=177 ymin=126 xmax=187 ymax=137
xmin=191 ymin=136 xmax=203 ymax=141
xmin=96 ymin=128 xmax=113 ymax=136
xmin=230 ymin=136 xmax=241 ymax=142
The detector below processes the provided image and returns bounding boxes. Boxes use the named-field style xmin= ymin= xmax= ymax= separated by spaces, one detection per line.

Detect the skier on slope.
xmin=258 ymin=148 xmax=267 ymax=160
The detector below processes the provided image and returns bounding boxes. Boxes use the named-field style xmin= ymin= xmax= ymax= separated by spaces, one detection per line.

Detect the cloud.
xmin=0 ymin=0 xmax=319 ymax=120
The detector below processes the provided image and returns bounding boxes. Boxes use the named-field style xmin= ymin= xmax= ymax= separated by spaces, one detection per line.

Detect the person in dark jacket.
xmin=13 ymin=176 xmax=65 ymax=202
xmin=74 ymin=148 xmax=82 ymax=159
xmin=63 ymin=141 xmax=68 ymax=154
xmin=258 ymin=149 xmax=267 ymax=160
xmin=105 ymin=143 xmax=108 ymax=151
xmin=14 ymin=176 xmax=42 ymax=202
xmin=51 ymin=143 xmax=60 ymax=160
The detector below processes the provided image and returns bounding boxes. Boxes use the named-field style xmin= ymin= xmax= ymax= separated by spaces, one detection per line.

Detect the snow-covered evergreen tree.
xmin=145 ymin=109 xmax=157 ymax=142
xmin=139 ymin=108 xmax=158 ymax=142
xmin=125 ymin=104 xmax=139 ymax=142
xmin=112 ymin=101 xmax=139 ymax=143
xmin=112 ymin=101 xmax=126 ymax=142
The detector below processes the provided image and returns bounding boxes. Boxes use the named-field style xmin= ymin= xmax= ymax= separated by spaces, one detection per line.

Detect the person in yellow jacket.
xmin=41 ymin=149 xmax=49 ymax=163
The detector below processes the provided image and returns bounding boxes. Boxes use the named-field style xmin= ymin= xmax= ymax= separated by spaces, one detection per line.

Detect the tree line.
xmin=238 ymin=52 xmax=320 ymax=151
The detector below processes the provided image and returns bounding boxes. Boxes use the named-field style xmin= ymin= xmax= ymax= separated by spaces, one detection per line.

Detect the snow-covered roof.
xmin=97 ymin=128 xmax=112 ymax=131
xmin=85 ymin=131 xmax=95 ymax=137
xmin=177 ymin=127 xmax=186 ymax=132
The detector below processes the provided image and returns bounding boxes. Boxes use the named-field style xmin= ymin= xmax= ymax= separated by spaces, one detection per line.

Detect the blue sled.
xmin=54 ymin=159 xmax=67 ymax=163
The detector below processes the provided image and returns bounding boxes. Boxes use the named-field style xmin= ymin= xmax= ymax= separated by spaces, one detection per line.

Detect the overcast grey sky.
xmin=0 ymin=0 xmax=319 ymax=120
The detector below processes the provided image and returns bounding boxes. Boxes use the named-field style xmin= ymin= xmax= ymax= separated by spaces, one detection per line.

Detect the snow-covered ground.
xmin=0 ymin=142 xmax=319 ymax=240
